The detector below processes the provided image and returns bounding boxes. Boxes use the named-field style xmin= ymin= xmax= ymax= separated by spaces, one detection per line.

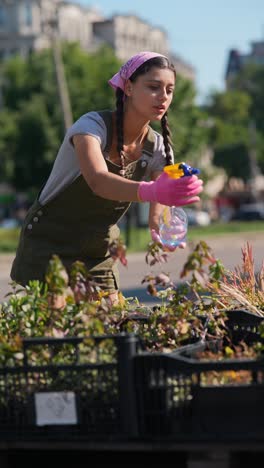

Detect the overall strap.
xmin=97 ymin=110 xmax=113 ymax=153
xmin=142 ymin=125 xmax=155 ymax=157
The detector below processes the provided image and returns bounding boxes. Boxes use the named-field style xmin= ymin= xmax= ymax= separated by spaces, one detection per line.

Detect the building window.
xmin=0 ymin=6 xmax=7 ymax=26
xmin=23 ymin=2 xmax=32 ymax=27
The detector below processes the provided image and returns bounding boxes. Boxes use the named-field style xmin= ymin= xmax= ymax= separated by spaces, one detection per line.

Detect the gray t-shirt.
xmin=39 ymin=111 xmax=174 ymax=204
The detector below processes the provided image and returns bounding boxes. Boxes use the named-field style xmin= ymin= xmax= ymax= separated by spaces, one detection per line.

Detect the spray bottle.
xmin=159 ymin=162 xmax=200 ymax=249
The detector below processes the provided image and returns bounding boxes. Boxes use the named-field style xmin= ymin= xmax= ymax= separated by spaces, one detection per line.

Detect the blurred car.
xmin=184 ymin=208 xmax=211 ymax=226
xmin=231 ymin=203 xmax=264 ymax=221
xmin=0 ymin=218 xmax=20 ymax=228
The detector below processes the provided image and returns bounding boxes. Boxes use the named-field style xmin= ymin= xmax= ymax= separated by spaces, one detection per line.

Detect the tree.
xmin=205 ymin=89 xmax=256 ymax=179
xmin=213 ymin=143 xmax=250 ymax=181
xmin=13 ymin=94 xmax=60 ymax=191
xmin=234 ymin=64 xmax=264 ymax=173
xmin=0 ymin=108 xmax=18 ymax=183
xmin=63 ymin=43 xmax=121 ymax=119
xmin=0 ymin=50 xmax=62 ymax=190
xmin=234 ymin=64 xmax=264 ymax=132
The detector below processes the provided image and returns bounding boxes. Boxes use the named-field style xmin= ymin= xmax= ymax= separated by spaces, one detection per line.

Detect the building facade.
xmin=92 ymin=14 xmax=169 ymax=61
xmin=0 ymin=0 xmax=195 ymax=81
xmin=0 ymin=0 xmax=57 ymax=58
xmin=225 ymin=40 xmax=264 ymax=89
xmin=0 ymin=0 xmax=101 ymax=59
xmin=93 ymin=15 xmax=195 ymax=82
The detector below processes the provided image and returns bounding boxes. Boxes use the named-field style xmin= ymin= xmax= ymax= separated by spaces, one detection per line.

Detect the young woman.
xmin=11 ymin=51 xmax=203 ymax=305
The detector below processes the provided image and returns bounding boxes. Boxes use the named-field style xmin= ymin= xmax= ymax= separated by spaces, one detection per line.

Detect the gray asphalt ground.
xmin=1 ymin=231 xmax=263 ymax=304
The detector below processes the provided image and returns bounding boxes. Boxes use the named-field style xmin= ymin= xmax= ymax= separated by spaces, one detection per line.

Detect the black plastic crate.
xmin=224 ymin=308 xmax=264 ymax=341
xmin=134 ymin=336 xmax=264 ymax=441
xmin=0 ymin=333 xmax=139 ymax=441
xmin=197 ymin=308 xmax=264 ymax=345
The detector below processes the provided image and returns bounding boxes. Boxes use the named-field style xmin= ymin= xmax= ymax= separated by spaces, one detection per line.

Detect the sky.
xmin=72 ymin=0 xmax=263 ymax=104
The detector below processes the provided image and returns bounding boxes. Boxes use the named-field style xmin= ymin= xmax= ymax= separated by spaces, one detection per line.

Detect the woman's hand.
xmin=138 ymin=172 xmax=203 ymax=206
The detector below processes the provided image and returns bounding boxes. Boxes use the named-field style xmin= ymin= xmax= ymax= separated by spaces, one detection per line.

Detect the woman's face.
xmin=125 ymin=67 xmax=175 ymax=121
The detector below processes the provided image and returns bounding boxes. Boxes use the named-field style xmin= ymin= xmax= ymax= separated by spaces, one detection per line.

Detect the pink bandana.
xmin=108 ymin=51 xmax=166 ymax=91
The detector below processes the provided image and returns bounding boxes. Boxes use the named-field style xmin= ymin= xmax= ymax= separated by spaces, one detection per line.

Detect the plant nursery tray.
xmin=197 ymin=308 xmax=264 ymax=345
xmin=224 ymin=308 xmax=263 ymax=328
xmin=134 ymin=335 xmax=264 ymax=442
xmin=0 ymin=334 xmax=139 ymax=442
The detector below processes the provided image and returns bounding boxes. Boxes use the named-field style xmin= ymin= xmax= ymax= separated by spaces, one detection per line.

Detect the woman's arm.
xmin=73 ymin=133 xmax=140 ymax=202
xmin=73 ymin=134 xmax=203 ymax=208
xmin=148 ymin=170 xmax=165 ymax=232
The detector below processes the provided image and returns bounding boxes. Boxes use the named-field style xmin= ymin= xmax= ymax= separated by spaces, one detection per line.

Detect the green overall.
xmin=11 ymin=110 xmax=155 ymax=292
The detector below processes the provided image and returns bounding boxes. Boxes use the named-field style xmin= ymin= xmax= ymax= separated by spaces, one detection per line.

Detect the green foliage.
xmin=13 ymin=94 xmax=60 ymax=189
xmin=0 ymin=44 xmax=121 ymax=189
xmin=1 ymin=238 xmax=263 ymax=365
xmin=208 ymin=89 xmax=251 ymax=124
xmin=0 ymin=228 xmax=20 ymax=252
xmin=207 ymin=90 xmax=252 ymax=178
xmin=0 ymin=109 xmax=18 ymax=182
xmin=45 ymin=255 xmax=69 ymax=295
xmin=64 ymin=43 xmax=121 ymax=118
xmin=207 ymin=64 xmax=264 ymax=178
xmin=234 ymin=63 xmax=264 ymax=132
xmin=1 ymin=55 xmax=30 ymax=109
xmin=0 ymin=49 xmax=62 ymax=187
xmin=234 ymin=63 xmax=264 ymax=172
xmin=213 ymin=143 xmax=250 ymax=180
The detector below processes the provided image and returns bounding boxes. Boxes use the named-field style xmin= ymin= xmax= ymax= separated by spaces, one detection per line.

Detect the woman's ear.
xmin=124 ymin=80 xmax=133 ymax=97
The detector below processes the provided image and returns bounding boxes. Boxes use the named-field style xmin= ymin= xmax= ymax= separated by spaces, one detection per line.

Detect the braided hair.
xmin=115 ymin=56 xmax=176 ymax=174
xmin=161 ymin=112 xmax=173 ymax=166
xmin=115 ymin=87 xmax=126 ymax=175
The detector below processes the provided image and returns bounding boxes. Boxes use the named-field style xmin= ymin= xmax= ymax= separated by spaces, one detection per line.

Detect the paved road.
xmin=119 ymin=231 xmax=264 ymax=303
xmin=1 ymin=231 xmax=263 ymax=303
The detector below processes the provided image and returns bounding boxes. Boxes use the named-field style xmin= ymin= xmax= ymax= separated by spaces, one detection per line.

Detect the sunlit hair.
xmin=115 ymin=56 xmax=176 ymax=175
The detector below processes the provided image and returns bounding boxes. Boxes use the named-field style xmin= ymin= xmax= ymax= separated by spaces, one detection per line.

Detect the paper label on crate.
xmin=34 ymin=392 xmax=78 ymax=426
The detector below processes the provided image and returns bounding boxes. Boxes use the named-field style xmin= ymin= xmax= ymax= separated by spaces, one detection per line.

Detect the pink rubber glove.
xmin=138 ymin=172 xmax=203 ymax=206
xmin=150 ymin=229 xmax=186 ymax=252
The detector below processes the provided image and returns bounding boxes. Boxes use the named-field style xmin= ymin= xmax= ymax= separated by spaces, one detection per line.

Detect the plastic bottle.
xmin=158 ymin=162 xmax=200 ymax=249
xmin=159 ymin=206 xmax=188 ymax=249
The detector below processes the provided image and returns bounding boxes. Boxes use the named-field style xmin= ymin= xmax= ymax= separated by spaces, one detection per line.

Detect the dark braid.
xmin=115 ymin=87 xmax=126 ymax=176
xmin=161 ymin=112 xmax=173 ymax=165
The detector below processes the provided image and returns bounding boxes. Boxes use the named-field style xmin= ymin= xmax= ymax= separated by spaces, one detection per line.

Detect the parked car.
xmin=0 ymin=218 xmax=20 ymax=228
xmin=231 ymin=203 xmax=264 ymax=221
